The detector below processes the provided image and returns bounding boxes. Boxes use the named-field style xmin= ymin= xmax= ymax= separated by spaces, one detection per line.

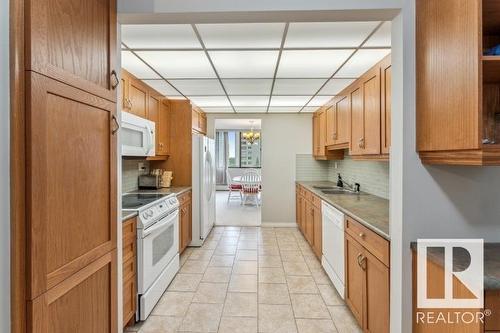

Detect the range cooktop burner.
xmin=122 ymin=193 xmax=169 ymax=210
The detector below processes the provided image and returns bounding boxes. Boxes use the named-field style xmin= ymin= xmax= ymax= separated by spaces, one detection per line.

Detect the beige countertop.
xmin=121 ymin=186 xmax=192 ymax=221
xmin=297 ymin=181 xmax=390 ymax=240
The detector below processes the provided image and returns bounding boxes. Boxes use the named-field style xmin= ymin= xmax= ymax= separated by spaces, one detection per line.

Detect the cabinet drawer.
xmin=123 ymin=256 xmax=135 ymax=282
xmin=178 ymin=191 xmax=191 ymax=205
xmin=123 ymin=217 xmax=137 ymax=241
xmin=345 ymin=217 xmax=389 ymax=267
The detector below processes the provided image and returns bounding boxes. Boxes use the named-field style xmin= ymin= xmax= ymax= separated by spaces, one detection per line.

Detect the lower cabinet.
xmin=296 ymin=185 xmax=322 ymax=259
xmin=122 ymin=216 xmax=137 ymax=328
xmin=345 ymin=218 xmax=390 ymax=333
xmin=179 ymin=191 xmax=192 ymax=253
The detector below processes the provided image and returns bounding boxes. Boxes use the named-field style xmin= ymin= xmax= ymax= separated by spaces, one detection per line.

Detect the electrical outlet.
xmin=138 ymin=162 xmax=145 ymax=172
xmin=334 ymin=162 xmax=338 ymax=169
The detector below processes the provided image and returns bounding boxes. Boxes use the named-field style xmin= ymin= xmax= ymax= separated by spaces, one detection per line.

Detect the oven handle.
xmin=143 ymin=209 xmax=179 ymax=238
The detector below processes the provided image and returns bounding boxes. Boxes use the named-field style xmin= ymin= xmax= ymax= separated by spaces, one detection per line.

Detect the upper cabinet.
xmin=416 ymin=0 xmax=500 ymax=165
xmin=192 ymin=106 xmax=207 ymax=135
xmin=313 ymin=108 xmax=344 ymax=160
xmin=121 ymin=69 xmax=172 ymax=158
xmin=26 ymin=0 xmax=118 ymax=102
xmin=313 ymin=54 xmax=391 ymax=161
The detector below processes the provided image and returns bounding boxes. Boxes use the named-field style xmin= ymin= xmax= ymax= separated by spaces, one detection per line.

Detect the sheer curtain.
xmin=215 ymin=131 xmax=229 ymax=185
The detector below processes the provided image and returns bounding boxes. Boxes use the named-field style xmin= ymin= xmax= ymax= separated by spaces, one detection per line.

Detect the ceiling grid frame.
xmin=120 ymin=21 xmax=391 ymax=113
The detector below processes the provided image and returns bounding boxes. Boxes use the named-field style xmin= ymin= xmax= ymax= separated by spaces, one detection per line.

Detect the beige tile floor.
xmin=126 ymin=226 xmax=362 ymax=333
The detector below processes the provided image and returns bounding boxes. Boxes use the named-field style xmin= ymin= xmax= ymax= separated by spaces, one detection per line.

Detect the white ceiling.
xmin=121 ymin=21 xmax=391 ymax=113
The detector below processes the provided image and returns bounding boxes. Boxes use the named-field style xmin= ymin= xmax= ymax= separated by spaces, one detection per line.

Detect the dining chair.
xmin=240 ymin=170 xmax=261 ymax=206
xmin=226 ymin=169 xmax=242 ymax=203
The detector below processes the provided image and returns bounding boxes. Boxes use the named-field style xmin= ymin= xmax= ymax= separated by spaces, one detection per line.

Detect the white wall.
xmin=208 ymin=113 xmax=312 ymax=226
xmin=1 ymin=0 xmax=10 ymax=332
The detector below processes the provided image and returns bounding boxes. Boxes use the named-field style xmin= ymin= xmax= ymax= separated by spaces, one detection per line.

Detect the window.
xmin=215 ymin=130 xmax=262 ymax=168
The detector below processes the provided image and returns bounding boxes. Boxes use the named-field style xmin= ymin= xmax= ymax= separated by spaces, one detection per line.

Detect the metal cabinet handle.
xmin=358 ymin=137 xmax=365 ymax=149
xmin=111 ymin=114 xmax=120 ymax=135
xmin=357 ymin=254 xmax=367 ymax=270
xmin=110 ymin=70 xmax=119 ymax=90
xmin=128 ymin=98 xmax=133 ymax=109
xmin=358 ymin=232 xmax=365 ymax=238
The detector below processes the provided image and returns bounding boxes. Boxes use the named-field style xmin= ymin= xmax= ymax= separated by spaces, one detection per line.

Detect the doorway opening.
xmin=214 ymin=118 xmax=262 ymax=226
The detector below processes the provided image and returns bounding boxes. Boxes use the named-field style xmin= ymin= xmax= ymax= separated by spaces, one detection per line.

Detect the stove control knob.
xmin=148 ymin=209 xmax=154 ymax=217
xmin=142 ymin=212 xmax=148 ymax=219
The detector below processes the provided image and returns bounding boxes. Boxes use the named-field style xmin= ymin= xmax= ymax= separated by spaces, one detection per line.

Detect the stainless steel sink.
xmin=321 ymin=189 xmax=361 ymax=195
xmin=312 ymin=185 xmax=336 ymax=190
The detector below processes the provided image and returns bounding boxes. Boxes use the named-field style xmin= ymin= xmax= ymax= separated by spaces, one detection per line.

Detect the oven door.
xmin=137 ymin=209 xmax=179 ymax=294
xmin=121 ymin=111 xmax=155 ymax=157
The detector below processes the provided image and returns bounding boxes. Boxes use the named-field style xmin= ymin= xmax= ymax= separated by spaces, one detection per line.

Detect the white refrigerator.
xmin=191 ymin=134 xmax=216 ymax=246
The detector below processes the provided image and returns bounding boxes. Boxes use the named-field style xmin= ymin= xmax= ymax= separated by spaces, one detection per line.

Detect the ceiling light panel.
xmin=209 ymin=51 xmax=279 ymax=78
xmin=364 ymin=21 xmax=391 ymax=47
xmin=334 ymin=49 xmax=391 ymax=78
xmin=222 ymin=79 xmax=273 ymax=95
xmin=188 ymin=96 xmax=231 ymax=107
xmin=277 ymin=50 xmax=354 ymax=78
xmin=318 ymin=78 xmax=355 ymax=95
xmin=168 ymin=79 xmax=224 ymax=95
xmin=121 ymin=24 xmax=201 ymax=49
xmin=268 ymin=106 xmax=302 ymax=113
xmin=136 ymin=51 xmax=216 ymax=78
xmin=273 ymin=79 xmax=327 ymax=95
xmin=230 ymin=96 xmax=270 ymax=107
xmin=270 ymin=96 xmax=312 ymax=107
xmin=235 ymin=107 xmax=268 ymax=113
xmin=121 ymin=51 xmax=160 ymax=79
xmin=285 ymin=22 xmax=379 ymax=48
xmin=142 ymin=80 xmax=181 ymax=96
xmin=307 ymin=95 xmax=334 ymax=107
xmin=202 ymin=107 xmax=234 ymax=113
xmin=196 ymin=23 xmax=286 ymax=48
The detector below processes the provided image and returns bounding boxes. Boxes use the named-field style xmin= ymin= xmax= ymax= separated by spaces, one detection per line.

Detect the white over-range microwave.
xmin=121 ymin=111 xmax=155 ymax=157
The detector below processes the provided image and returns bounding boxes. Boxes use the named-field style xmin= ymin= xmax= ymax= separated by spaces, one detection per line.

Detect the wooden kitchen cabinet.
xmin=157 ymin=99 xmax=171 ymax=155
xmin=148 ymin=94 xmax=160 ymax=151
xmin=192 ymin=106 xmax=207 ymax=135
xmin=128 ymin=76 xmax=149 ymax=119
xmin=313 ymin=109 xmax=344 ymax=161
xmin=15 ymin=0 xmax=119 ymax=331
xmin=326 ymin=96 xmax=350 ymax=149
xmin=345 ymin=218 xmax=390 ymax=333
xmin=381 ymin=56 xmax=392 ymax=155
xmin=179 ymin=191 xmax=192 ymax=253
xmin=350 ymin=65 xmax=382 ymax=157
xmin=122 ymin=216 xmax=137 ymax=328
xmin=295 ymin=185 xmax=323 ymax=259
xmin=416 ymin=0 xmax=500 ymax=165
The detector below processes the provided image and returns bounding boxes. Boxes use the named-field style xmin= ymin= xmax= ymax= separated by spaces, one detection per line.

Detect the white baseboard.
xmin=260 ymin=222 xmax=298 ymax=228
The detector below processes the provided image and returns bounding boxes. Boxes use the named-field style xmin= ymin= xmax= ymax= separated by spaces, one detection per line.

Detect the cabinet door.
xmin=345 ymin=234 xmax=364 ymax=325
xmin=364 ymin=251 xmax=390 ymax=333
xmin=148 ymin=94 xmax=160 ymax=152
xmin=350 ymin=86 xmax=364 ymax=155
xmin=300 ymin=196 xmax=307 ymax=235
xmin=29 ymin=251 xmax=117 ymax=333
xmin=312 ymin=204 xmax=322 ymax=258
xmin=121 ymin=71 xmax=130 ymax=111
xmin=335 ymin=96 xmax=350 ymax=146
xmin=192 ymin=109 xmax=200 ymax=132
xmin=325 ymin=105 xmax=336 ymax=146
xmin=129 ymin=79 xmax=148 ymax=118
xmin=158 ymin=99 xmax=171 ymax=155
xmin=381 ymin=58 xmax=391 ymax=155
xmin=305 ymin=200 xmax=315 ymax=245
xmin=318 ymin=110 xmax=327 ymax=155
xmin=27 ymin=0 xmax=117 ymax=102
xmin=362 ymin=67 xmax=382 ymax=155
xmin=199 ymin=113 xmax=207 ymax=134
xmin=312 ymin=114 xmax=320 ymax=157
xmin=27 ymin=72 xmax=117 ymax=298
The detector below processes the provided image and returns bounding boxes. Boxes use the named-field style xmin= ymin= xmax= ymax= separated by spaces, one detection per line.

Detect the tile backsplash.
xmin=122 ymin=159 xmax=150 ymax=193
xmin=295 ymin=153 xmax=389 ymax=199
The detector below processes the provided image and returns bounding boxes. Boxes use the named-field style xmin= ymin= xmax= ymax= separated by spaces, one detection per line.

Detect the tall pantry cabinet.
xmin=12 ymin=0 xmax=118 ymax=332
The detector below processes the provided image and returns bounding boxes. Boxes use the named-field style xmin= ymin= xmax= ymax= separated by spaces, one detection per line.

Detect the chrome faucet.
xmin=337 ymin=174 xmax=360 ymax=193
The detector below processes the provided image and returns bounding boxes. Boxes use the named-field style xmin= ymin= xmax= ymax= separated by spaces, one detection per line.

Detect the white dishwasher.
xmin=321 ymin=201 xmax=345 ymax=299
